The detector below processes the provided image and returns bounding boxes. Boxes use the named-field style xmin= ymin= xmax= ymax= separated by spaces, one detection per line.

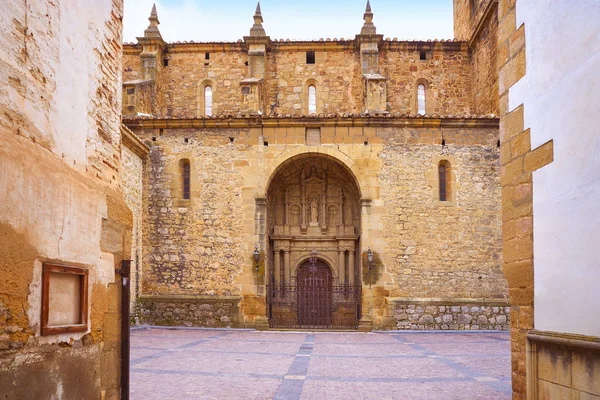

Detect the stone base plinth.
xmin=386 ymin=297 xmax=510 ymax=331
xmin=138 ymin=295 xmax=242 ymax=328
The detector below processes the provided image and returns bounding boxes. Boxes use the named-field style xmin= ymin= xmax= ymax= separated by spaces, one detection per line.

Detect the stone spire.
xmin=361 ymin=1 xmax=377 ymax=35
xmin=144 ymin=3 xmax=162 ymax=39
xmin=250 ymin=2 xmax=266 ymax=37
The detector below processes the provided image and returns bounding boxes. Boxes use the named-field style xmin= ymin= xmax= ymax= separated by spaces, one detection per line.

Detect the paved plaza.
xmin=130 ymin=328 xmax=512 ymax=400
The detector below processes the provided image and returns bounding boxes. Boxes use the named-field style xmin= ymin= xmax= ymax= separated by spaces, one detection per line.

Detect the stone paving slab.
xmin=131 ymin=328 xmax=511 ymax=400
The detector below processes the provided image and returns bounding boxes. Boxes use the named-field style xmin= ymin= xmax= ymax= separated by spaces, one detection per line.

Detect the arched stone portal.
xmin=266 ymin=154 xmax=361 ymax=329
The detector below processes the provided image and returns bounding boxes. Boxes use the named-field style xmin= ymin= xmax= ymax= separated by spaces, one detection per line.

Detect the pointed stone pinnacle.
xmin=255 ymin=2 xmax=262 ymax=15
xmin=366 ymin=0 xmax=371 ymax=12
xmin=151 ymin=3 xmax=158 ymax=18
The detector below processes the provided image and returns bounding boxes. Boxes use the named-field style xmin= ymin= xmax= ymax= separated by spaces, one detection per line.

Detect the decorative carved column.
xmin=348 ymin=249 xmax=355 ymax=285
xmin=284 ymin=187 xmax=290 ymax=226
xmin=338 ymin=250 xmax=346 ymax=285
xmin=274 ymin=248 xmax=281 ymax=286
xmin=338 ymin=191 xmax=344 ymax=228
xmin=283 ymin=250 xmax=291 ymax=286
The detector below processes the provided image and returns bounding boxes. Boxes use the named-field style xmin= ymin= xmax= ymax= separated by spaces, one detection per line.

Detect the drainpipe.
xmin=116 ymin=260 xmax=131 ymax=400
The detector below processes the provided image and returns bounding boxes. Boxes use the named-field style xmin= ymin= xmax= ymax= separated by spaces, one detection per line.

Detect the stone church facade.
xmin=122 ymin=2 xmax=509 ymax=331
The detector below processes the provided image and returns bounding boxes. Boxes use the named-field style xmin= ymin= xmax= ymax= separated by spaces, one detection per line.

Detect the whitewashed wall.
xmin=509 ymin=0 xmax=600 ymax=336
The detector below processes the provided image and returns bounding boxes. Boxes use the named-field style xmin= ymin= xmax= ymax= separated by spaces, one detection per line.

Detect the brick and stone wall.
xmin=389 ymin=299 xmax=509 ymax=330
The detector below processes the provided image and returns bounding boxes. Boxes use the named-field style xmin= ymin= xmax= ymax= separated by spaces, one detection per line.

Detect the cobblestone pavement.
xmin=130 ymin=328 xmax=511 ymax=400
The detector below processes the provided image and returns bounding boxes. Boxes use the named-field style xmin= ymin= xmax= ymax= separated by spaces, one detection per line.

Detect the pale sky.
xmin=123 ymin=0 xmax=455 ymax=43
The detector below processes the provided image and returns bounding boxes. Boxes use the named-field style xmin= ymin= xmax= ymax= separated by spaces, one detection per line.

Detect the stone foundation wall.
xmin=390 ymin=299 xmax=510 ymax=330
xmin=138 ymin=296 xmax=242 ymax=328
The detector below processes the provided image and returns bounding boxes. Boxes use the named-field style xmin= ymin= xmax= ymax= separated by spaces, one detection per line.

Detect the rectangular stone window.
xmin=205 ymin=52 xmax=210 ymax=60
xmin=126 ymin=88 xmax=135 ymax=95
xmin=241 ymin=86 xmax=251 ymax=95
xmin=41 ymin=263 xmax=89 ymax=336
xmin=306 ymin=51 xmax=316 ymax=65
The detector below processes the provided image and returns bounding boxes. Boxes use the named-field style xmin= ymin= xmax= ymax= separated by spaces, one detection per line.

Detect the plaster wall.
xmin=0 ymin=0 xmax=129 ymax=397
xmin=509 ymin=0 xmax=600 ymax=336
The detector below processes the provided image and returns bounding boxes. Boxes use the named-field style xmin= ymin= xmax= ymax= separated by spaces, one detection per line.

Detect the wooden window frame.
xmin=41 ymin=263 xmax=89 ymax=336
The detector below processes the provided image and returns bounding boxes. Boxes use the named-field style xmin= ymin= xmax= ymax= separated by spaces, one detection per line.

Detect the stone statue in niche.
xmin=344 ymin=201 xmax=353 ymax=226
xmin=328 ymin=206 xmax=337 ymax=226
xmin=275 ymin=201 xmax=284 ymax=225
xmin=310 ymin=198 xmax=319 ymax=223
xmin=291 ymin=205 xmax=300 ymax=226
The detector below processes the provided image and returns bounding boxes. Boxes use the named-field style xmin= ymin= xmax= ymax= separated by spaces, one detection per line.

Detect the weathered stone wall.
xmin=381 ymin=44 xmax=473 ymax=115
xmin=390 ymin=300 xmax=510 ymax=330
xmin=378 ymin=132 xmax=505 ymax=301
xmin=471 ymin=13 xmax=499 ymax=115
xmin=0 ymin=0 xmax=130 ymax=398
xmin=123 ymin=41 xmax=476 ymax=117
xmin=128 ymin=118 xmax=506 ymax=330
xmin=164 ymin=49 xmax=247 ymax=118
xmin=267 ymin=45 xmax=363 ymax=115
xmin=453 ymin=0 xmax=500 ymax=115
xmin=121 ymin=132 xmax=148 ymax=315
xmin=142 ymin=129 xmax=248 ymax=296
xmin=454 ymin=0 xmax=492 ymax=41
xmin=138 ymin=296 xmax=241 ymax=327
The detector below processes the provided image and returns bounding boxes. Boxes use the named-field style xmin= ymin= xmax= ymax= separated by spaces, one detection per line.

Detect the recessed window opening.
xmin=417 ymin=84 xmax=426 ymax=115
xmin=306 ymin=51 xmax=316 ymax=64
xmin=308 ymin=85 xmax=317 ymax=114
xmin=163 ymin=58 xmax=169 ymax=67
xmin=205 ymin=52 xmax=210 ymax=60
xmin=420 ymin=50 xmax=427 ymax=61
xmin=41 ymin=263 xmax=89 ymax=336
xmin=204 ymin=86 xmax=213 ymax=116
xmin=126 ymin=88 xmax=135 ymax=95
xmin=182 ymin=160 xmax=191 ymax=200
xmin=438 ymin=161 xmax=451 ymax=202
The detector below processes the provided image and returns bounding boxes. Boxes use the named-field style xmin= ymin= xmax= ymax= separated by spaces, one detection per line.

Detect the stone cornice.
xmin=123 ymin=116 xmax=499 ymax=130
xmin=528 ymin=330 xmax=600 ymax=352
xmin=122 ymin=39 xmax=470 ymax=55
xmin=121 ymin=124 xmax=149 ymax=157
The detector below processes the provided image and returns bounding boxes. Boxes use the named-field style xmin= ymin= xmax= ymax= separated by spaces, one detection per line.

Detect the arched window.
xmin=417 ymin=84 xmax=426 ymax=115
xmin=204 ymin=86 xmax=213 ymax=116
xmin=308 ymin=85 xmax=317 ymax=114
xmin=181 ymin=160 xmax=191 ymax=200
xmin=438 ymin=161 xmax=451 ymax=201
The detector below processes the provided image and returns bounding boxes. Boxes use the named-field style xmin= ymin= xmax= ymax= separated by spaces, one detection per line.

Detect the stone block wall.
xmin=138 ymin=296 xmax=241 ymax=328
xmin=381 ymin=43 xmax=472 ymax=115
xmin=128 ymin=118 xmax=507 ymax=329
xmin=122 ymin=41 xmax=475 ymax=118
xmin=377 ymin=128 xmax=506 ymax=303
xmin=121 ymin=127 xmax=149 ymax=316
xmin=528 ymin=332 xmax=600 ymax=399
xmin=390 ymin=299 xmax=509 ymax=330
